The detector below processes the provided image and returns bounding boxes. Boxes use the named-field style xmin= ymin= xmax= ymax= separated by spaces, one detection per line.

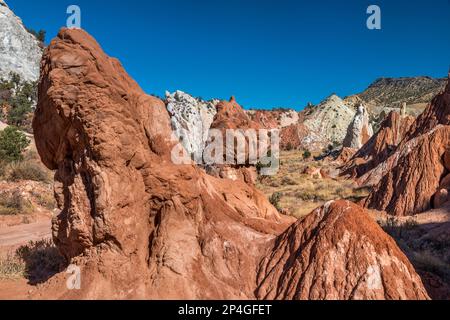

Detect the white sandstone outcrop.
xmin=165 ymin=90 xmax=218 ymax=161
xmin=0 ymin=0 xmax=42 ymax=82
xmin=303 ymin=94 xmax=356 ymax=147
xmin=343 ymin=104 xmax=374 ymax=149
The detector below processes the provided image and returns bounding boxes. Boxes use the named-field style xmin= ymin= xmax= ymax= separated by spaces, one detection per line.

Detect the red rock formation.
xmin=206 ymin=97 xmax=263 ymax=183
xmin=212 ymin=97 xmax=261 ymax=131
xmin=32 ymin=29 xmax=429 ymax=300
xmin=247 ymin=110 xmax=279 ymax=129
xmin=341 ymin=111 xmax=414 ymax=180
xmin=365 ymin=75 xmax=450 ymax=216
xmin=279 ymin=123 xmax=304 ymax=150
xmin=335 ymin=147 xmax=357 ymax=165
xmin=33 ymin=29 xmax=292 ymax=299
xmin=256 ymin=200 xmax=429 ymax=300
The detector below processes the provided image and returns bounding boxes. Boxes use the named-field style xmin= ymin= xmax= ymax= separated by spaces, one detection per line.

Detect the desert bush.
xmin=16 ymin=238 xmax=66 ymax=284
xmin=0 ymin=126 xmax=30 ymax=162
xmin=411 ymin=250 xmax=450 ymax=279
xmin=0 ymin=253 xmax=26 ymax=279
xmin=303 ymin=150 xmax=312 ymax=159
xmin=0 ymin=191 xmax=33 ymax=216
xmin=0 ymin=73 xmax=37 ymax=129
xmin=281 ymin=176 xmax=297 ymax=186
xmin=5 ymin=161 xmax=50 ymax=183
xmin=27 ymin=28 xmax=46 ymax=43
xmin=379 ymin=216 xmax=419 ymax=238
xmin=269 ymin=192 xmax=283 ymax=212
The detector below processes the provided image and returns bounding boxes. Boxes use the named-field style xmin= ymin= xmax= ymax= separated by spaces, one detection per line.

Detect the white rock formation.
xmin=343 ymin=104 xmax=374 ymax=149
xmin=303 ymin=94 xmax=356 ymax=147
xmin=166 ymin=90 xmax=218 ymax=162
xmin=0 ymin=0 xmax=42 ymax=82
xmin=279 ymin=110 xmax=299 ymax=128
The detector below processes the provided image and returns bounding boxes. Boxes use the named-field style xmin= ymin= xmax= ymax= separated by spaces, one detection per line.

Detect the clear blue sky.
xmin=6 ymin=0 xmax=450 ymax=110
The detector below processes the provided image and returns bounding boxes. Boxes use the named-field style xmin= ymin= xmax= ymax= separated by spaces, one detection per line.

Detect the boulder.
xmin=444 ymin=149 xmax=450 ymax=171
xmin=433 ymin=189 xmax=450 ymax=209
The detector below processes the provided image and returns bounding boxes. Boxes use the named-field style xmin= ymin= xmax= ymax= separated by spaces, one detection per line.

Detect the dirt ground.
xmin=256 ymin=150 xmax=369 ymax=218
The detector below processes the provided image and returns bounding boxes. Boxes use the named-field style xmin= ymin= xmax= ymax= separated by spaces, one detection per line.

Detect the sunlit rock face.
xmin=0 ymin=0 xmax=42 ymax=81
xmin=165 ymin=90 xmax=218 ymax=161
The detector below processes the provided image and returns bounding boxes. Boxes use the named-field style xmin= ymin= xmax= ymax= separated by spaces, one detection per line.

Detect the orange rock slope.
xmin=341 ymin=111 xmax=414 ymax=181
xmin=256 ymin=200 xmax=429 ymax=300
xmin=365 ymin=75 xmax=450 ymax=216
xmin=32 ymin=28 xmax=428 ymax=300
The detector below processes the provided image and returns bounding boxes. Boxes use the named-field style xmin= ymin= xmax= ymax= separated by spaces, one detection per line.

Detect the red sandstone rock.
xmin=335 ymin=147 xmax=357 ymax=165
xmin=439 ymin=173 xmax=450 ymax=190
xmin=31 ymin=28 xmax=429 ymax=300
xmin=247 ymin=110 xmax=279 ymax=129
xmin=444 ymin=149 xmax=450 ymax=171
xmin=206 ymin=97 xmax=264 ymax=183
xmin=32 ymin=28 xmax=293 ymax=299
xmin=341 ymin=111 xmax=414 ymax=180
xmin=433 ymin=189 xmax=450 ymax=209
xmin=256 ymin=200 xmax=429 ymax=300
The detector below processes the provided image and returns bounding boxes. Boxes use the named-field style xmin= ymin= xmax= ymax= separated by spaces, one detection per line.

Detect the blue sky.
xmin=6 ymin=0 xmax=450 ymax=110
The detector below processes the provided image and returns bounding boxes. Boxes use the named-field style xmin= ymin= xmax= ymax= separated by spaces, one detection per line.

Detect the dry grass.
xmin=0 ymin=238 xmax=65 ymax=283
xmin=257 ymin=150 xmax=369 ymax=218
xmin=0 ymin=253 xmax=26 ymax=279
xmin=0 ymin=191 xmax=33 ymax=216
xmin=3 ymin=160 xmax=51 ymax=183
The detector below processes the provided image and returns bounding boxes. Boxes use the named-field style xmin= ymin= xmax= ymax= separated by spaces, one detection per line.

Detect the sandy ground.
xmin=0 ymin=220 xmax=51 ymax=251
xmin=0 ymin=219 xmax=52 ymax=300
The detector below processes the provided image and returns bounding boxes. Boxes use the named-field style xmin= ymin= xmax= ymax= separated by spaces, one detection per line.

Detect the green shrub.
xmin=303 ymin=150 xmax=312 ymax=159
xmin=7 ymin=95 xmax=33 ymax=127
xmin=6 ymin=161 xmax=50 ymax=183
xmin=0 ymin=126 xmax=30 ymax=162
xmin=26 ymin=28 xmax=46 ymax=43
